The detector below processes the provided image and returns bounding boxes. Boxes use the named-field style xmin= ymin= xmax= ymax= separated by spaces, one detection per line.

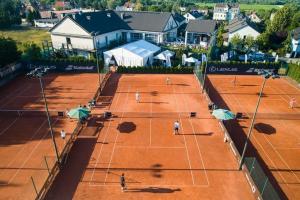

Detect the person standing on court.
xmin=289 ymin=97 xmax=296 ymax=109
xmin=166 ymin=77 xmax=171 ymax=85
xmin=135 ymin=91 xmax=140 ymax=103
xmin=120 ymin=173 xmax=127 ymax=192
xmin=174 ymin=120 xmax=180 ymax=135
xmin=61 ymin=129 xmax=66 ymax=144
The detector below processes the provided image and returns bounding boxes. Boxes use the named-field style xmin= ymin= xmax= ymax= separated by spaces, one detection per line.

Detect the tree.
xmin=230 ymin=34 xmax=243 ymax=51
xmin=256 ymin=32 xmax=270 ymax=51
xmin=216 ymin=23 xmax=226 ymax=48
xmin=268 ymin=6 xmax=292 ymax=37
xmin=22 ymin=43 xmax=41 ymax=61
xmin=0 ymin=37 xmax=20 ymax=68
xmin=0 ymin=0 xmax=22 ymax=28
xmin=135 ymin=0 xmax=144 ymax=11
xmin=107 ymin=0 xmax=117 ymax=9
xmin=244 ymin=36 xmax=256 ymax=53
xmin=290 ymin=12 xmax=300 ymax=30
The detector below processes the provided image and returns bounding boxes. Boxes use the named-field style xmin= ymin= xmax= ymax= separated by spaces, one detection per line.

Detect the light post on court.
xmin=239 ymin=70 xmax=279 ymax=170
xmin=27 ymin=66 xmax=60 ymax=164
xmin=201 ymin=52 xmax=208 ymax=93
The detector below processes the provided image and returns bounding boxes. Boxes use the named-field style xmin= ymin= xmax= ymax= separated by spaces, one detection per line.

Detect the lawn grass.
xmin=196 ymin=3 xmax=282 ymax=11
xmin=0 ymin=26 xmax=51 ymax=51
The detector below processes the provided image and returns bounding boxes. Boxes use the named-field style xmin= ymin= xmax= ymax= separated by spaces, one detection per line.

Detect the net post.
xmin=44 ymin=156 xmax=50 ymax=175
xmin=31 ymin=176 xmax=38 ymax=197
xmin=261 ymin=177 xmax=269 ymax=196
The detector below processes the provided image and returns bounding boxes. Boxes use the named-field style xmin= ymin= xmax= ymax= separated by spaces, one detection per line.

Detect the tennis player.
xmin=135 ymin=91 xmax=140 ymax=103
xmin=289 ymin=97 xmax=296 ymax=109
xmin=61 ymin=129 xmax=66 ymax=139
xmin=166 ymin=77 xmax=171 ymax=85
xmin=120 ymin=173 xmax=127 ymax=192
xmin=174 ymin=120 xmax=180 ymax=135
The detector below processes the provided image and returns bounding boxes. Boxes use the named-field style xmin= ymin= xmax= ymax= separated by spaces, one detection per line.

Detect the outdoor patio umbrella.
xmin=185 ymin=57 xmax=198 ymax=63
xmin=212 ymin=109 xmax=235 ymax=120
xmin=67 ymin=107 xmax=90 ymax=119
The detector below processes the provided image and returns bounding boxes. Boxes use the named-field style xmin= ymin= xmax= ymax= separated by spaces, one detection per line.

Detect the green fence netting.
xmin=245 ymin=157 xmax=281 ymax=200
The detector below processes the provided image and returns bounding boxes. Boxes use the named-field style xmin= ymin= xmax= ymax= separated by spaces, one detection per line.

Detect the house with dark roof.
xmin=50 ymin=10 xmax=178 ymax=57
xmin=291 ymin=27 xmax=300 ymax=57
xmin=213 ymin=3 xmax=240 ymax=21
xmin=223 ymin=17 xmax=260 ymax=45
xmin=184 ymin=20 xmax=217 ymax=48
xmin=183 ymin=11 xmax=203 ymax=23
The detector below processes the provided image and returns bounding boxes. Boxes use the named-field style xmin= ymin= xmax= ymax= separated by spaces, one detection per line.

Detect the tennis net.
xmin=101 ymin=111 xmax=208 ymax=119
xmin=0 ymin=109 xmax=64 ymax=118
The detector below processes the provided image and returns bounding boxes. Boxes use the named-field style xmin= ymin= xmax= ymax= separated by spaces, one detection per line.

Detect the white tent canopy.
xmin=103 ymin=40 xmax=161 ymax=67
xmin=154 ymin=50 xmax=175 ymax=60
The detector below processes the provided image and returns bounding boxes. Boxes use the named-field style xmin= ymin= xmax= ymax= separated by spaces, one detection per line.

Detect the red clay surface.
xmin=45 ymin=74 xmax=255 ymax=200
xmin=207 ymin=75 xmax=300 ymax=200
xmin=0 ymin=73 xmax=99 ymax=199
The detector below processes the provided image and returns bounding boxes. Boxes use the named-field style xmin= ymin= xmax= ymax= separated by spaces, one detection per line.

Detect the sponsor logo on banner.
xmin=65 ymin=65 xmax=95 ymax=71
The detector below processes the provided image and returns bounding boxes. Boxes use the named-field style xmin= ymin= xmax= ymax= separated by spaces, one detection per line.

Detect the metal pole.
xmin=39 ymin=77 xmax=60 ymax=164
xmin=239 ymin=77 xmax=267 ymax=170
xmin=96 ymin=48 xmax=101 ymax=89
xmin=202 ymin=53 xmax=208 ymax=93
xmin=31 ymin=176 xmax=38 ymax=196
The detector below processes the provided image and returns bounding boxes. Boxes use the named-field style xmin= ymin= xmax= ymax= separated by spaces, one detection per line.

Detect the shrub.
xmin=287 ymin=64 xmax=300 ymax=83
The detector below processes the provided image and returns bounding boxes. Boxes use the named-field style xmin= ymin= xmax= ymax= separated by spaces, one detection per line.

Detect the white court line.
xmin=172 ymin=84 xmax=195 ymax=185
xmin=6 ymin=119 xmax=59 ymax=184
xmin=0 ymin=117 xmax=20 ymax=136
xmin=0 ymin=85 xmax=26 ymax=105
xmin=103 ymin=86 xmax=131 ymax=185
xmin=228 ymin=94 xmax=288 ymax=184
xmin=0 ymin=85 xmax=32 ymax=109
xmin=180 ymin=86 xmax=210 ymax=186
xmin=89 ymin=89 xmax=122 ymax=185
xmin=115 ymin=146 xmax=185 ymax=149
xmin=89 ymin=184 xmax=209 ymax=188
xmin=255 ymin=87 xmax=300 ymax=182
xmin=150 ymin=96 xmax=152 ymax=146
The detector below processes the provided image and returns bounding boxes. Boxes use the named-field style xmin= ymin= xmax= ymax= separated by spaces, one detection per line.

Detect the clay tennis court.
xmin=207 ymin=75 xmax=300 ymax=199
xmin=0 ymin=73 xmax=99 ymax=199
xmin=46 ymin=74 xmax=254 ymax=200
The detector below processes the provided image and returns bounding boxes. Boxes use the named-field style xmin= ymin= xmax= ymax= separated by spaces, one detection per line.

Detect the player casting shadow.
xmin=139 ymin=101 xmax=168 ymax=104
xmin=254 ymin=123 xmax=276 ymax=135
xmin=205 ymin=77 xmax=288 ymax=200
xmin=117 ymin=122 xmax=136 ymax=133
xmin=127 ymin=187 xmax=181 ymax=193
xmin=150 ymin=91 xmax=158 ymax=96
xmin=172 ymin=83 xmax=189 ymax=86
xmin=151 ymin=163 xmax=163 ymax=178
xmin=179 ymin=132 xmax=213 ymax=136
xmin=255 ymin=92 xmax=268 ymax=97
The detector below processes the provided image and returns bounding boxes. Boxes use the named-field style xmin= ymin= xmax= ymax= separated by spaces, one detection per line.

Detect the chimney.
xmin=107 ymin=12 xmax=111 ymax=18
xmin=120 ymin=12 xmax=124 ymax=19
xmin=86 ymin=15 xmax=91 ymax=20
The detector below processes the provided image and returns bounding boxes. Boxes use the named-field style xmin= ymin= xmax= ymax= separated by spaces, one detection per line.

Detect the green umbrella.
xmin=67 ymin=107 xmax=90 ymax=119
xmin=212 ymin=109 xmax=235 ymax=120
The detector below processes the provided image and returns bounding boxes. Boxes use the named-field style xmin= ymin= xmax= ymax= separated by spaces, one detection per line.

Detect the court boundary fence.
xmin=30 ymin=67 xmax=112 ymax=200
xmin=193 ymin=69 xmax=264 ymax=200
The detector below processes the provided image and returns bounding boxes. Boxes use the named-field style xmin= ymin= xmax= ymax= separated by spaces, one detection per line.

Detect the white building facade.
xmin=213 ymin=3 xmax=240 ymax=21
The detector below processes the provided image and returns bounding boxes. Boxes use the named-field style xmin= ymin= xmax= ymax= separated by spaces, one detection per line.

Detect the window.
xmin=130 ymin=33 xmax=143 ymax=41
xmin=66 ymin=37 xmax=71 ymax=44
xmin=145 ymin=34 xmax=158 ymax=43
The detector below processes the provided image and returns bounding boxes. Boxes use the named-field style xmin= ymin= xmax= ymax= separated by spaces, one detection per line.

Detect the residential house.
xmin=213 ymin=3 xmax=240 ymax=21
xmin=184 ymin=11 xmax=203 ymax=23
xmin=198 ymin=8 xmax=209 ymax=16
xmin=185 ymin=20 xmax=217 ymax=48
xmin=115 ymin=1 xmax=135 ymax=11
xmin=39 ymin=10 xmax=54 ymax=19
xmin=34 ymin=18 xmax=59 ymax=28
xmin=52 ymin=9 xmax=80 ymax=20
xmin=173 ymin=12 xmax=186 ymax=27
xmin=247 ymin=12 xmax=262 ymax=23
xmin=291 ymin=27 xmax=300 ymax=57
xmin=223 ymin=17 xmax=260 ymax=45
xmin=50 ymin=10 xmax=178 ymax=57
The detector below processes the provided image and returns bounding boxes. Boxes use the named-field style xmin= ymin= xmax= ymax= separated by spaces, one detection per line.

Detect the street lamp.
xmin=26 ymin=67 xmax=60 ymax=165
xmin=202 ymin=52 xmax=208 ymax=93
xmin=239 ymin=70 xmax=279 ymax=170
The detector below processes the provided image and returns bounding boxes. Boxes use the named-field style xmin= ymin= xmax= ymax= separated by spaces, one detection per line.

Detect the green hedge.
xmin=204 ymin=61 xmax=281 ymax=69
xmin=32 ymin=57 xmax=98 ymax=66
xmin=287 ymin=64 xmax=300 ymax=83
xmin=117 ymin=66 xmax=193 ymax=74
